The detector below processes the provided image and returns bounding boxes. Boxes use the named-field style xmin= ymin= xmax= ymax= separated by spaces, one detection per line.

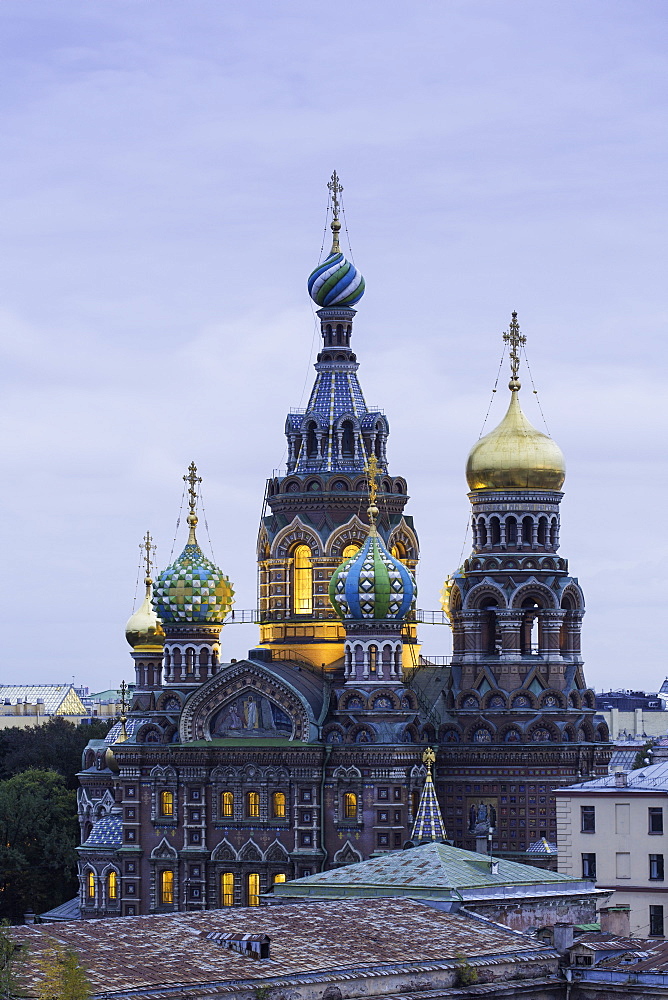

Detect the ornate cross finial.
xmin=327 ymin=170 xmax=343 ymax=254
xmin=366 ymin=453 xmax=379 ymax=528
xmin=119 ymin=680 xmax=128 ymax=716
xmin=115 ymin=680 xmax=129 ymax=744
xmin=183 ymin=461 xmax=202 ymax=544
xmin=141 ymin=530 xmax=156 ymax=587
xmin=502 ymin=311 xmax=526 ymax=391
xmin=422 ymin=746 xmax=436 ymax=774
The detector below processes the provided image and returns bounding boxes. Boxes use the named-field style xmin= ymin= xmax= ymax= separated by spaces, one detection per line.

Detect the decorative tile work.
xmin=153 ymin=543 xmax=234 ymax=624
xmin=308 ymin=252 xmax=365 ymax=307
xmin=330 ymin=532 xmax=416 ymax=620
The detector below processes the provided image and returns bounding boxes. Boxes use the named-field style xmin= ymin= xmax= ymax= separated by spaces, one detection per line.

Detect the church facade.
xmin=77 ymin=175 xmax=610 ymax=918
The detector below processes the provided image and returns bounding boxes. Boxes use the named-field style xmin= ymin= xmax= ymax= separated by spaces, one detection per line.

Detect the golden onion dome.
xmin=466 ymin=388 xmax=565 ymax=491
xmin=125 ymin=581 xmax=165 ymax=649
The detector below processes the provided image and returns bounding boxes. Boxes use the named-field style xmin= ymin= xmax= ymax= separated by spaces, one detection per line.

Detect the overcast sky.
xmin=0 ymin=1 xmax=665 ymax=695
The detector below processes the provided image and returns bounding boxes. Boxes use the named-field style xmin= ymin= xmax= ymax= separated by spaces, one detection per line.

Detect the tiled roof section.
xmin=82 ymin=815 xmax=122 ymax=848
xmin=0 ymin=685 xmax=86 ymax=715
xmin=559 ymin=759 xmax=668 ymax=792
xmin=39 ymin=896 xmax=81 ymax=921
xmin=10 ymin=898 xmax=553 ymax=997
xmin=574 ymin=932 xmax=668 ymax=972
xmin=526 ymin=837 xmax=558 ymax=855
xmin=105 ymin=717 xmax=152 ymax=745
xmin=274 ymin=841 xmax=584 ymax=898
xmin=411 ymin=774 xmax=447 ymax=843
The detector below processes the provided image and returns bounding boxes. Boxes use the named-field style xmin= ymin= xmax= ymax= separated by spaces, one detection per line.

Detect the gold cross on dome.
xmin=119 ymin=680 xmax=128 ymax=716
xmin=141 ymin=530 xmax=156 ymax=583
xmin=366 ymin=453 xmax=379 ymax=507
xmin=184 ymin=461 xmax=202 ymax=517
xmin=327 ymin=170 xmax=343 ymax=221
xmin=503 ymin=311 xmax=526 ymax=385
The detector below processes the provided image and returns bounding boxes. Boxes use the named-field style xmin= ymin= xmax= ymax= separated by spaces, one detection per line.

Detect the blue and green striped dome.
xmin=329 ymin=532 xmax=416 ymax=621
xmin=308 ymin=251 xmax=365 ymax=308
xmin=153 ymin=541 xmax=234 ymax=624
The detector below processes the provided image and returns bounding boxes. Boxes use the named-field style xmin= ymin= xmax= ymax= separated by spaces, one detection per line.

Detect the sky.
xmin=0 ymin=0 xmax=665 ymax=694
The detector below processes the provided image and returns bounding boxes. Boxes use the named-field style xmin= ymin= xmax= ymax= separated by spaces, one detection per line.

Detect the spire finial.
xmin=183 ymin=461 xmax=202 ymax=545
xmin=503 ymin=311 xmax=526 ymax=391
xmin=141 ymin=531 xmax=156 ymax=592
xmin=327 ymin=170 xmax=343 ymax=254
xmin=422 ymin=746 xmax=436 ymax=776
xmin=115 ymin=680 xmax=128 ymax=744
xmin=366 ymin=453 xmax=379 ymax=529
xmin=411 ymin=746 xmax=447 ymax=844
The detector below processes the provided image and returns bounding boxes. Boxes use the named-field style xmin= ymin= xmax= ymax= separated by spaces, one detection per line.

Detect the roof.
xmin=526 ymin=837 xmax=558 ymax=856
xmin=573 ymin=933 xmax=668 ymax=972
xmin=10 ymin=898 xmax=556 ymax=998
xmin=557 ymin=759 xmax=668 ymax=793
xmin=411 ymin=773 xmax=447 ymax=843
xmin=272 ymin=841 xmax=600 ymax=903
xmin=39 ymin=896 xmax=81 ymax=921
xmin=0 ymin=684 xmax=86 ymax=715
xmin=81 ymin=814 xmax=122 ymax=849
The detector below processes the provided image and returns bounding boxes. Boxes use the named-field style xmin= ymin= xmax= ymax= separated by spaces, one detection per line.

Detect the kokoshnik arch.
xmin=76 ymin=175 xmax=610 ymax=917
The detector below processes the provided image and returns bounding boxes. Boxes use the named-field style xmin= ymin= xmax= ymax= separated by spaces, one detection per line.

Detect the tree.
xmin=0 ymin=920 xmax=28 ymax=998
xmin=0 ymin=718 xmax=114 ymax=790
xmin=0 ymin=770 xmax=78 ymax=922
xmin=36 ymin=945 xmax=90 ymax=1000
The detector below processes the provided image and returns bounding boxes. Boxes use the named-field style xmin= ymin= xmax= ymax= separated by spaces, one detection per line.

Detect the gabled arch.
xmin=327 ymin=515 xmax=370 ymax=558
xmin=510 ymin=579 xmax=558 ymax=609
xmin=239 ymin=839 xmax=263 ymax=862
xmin=334 ymin=841 xmax=362 ymax=865
xmin=333 ymin=765 xmax=362 ymax=780
xmin=464 ymin=580 xmax=507 ymax=610
xmin=265 ymin=840 xmax=290 ymax=862
xmin=151 ymin=837 xmax=178 ymax=860
xmin=272 ymin=517 xmax=323 ymax=558
xmin=387 ymin=519 xmax=419 ymax=562
xmin=211 ymin=838 xmax=238 ymax=862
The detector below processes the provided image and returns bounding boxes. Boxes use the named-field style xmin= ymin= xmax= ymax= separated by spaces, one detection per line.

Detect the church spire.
xmin=411 ymin=748 xmax=447 ymax=844
xmin=327 ymin=170 xmax=343 ymax=255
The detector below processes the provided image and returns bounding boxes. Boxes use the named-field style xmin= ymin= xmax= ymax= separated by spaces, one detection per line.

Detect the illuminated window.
xmin=248 ymin=873 xmax=260 ymax=906
xmin=342 ymin=543 xmax=360 ymax=561
xmin=247 ymin=791 xmax=260 ymax=818
xmin=160 ymin=790 xmax=174 ymax=817
xmin=221 ymin=872 xmax=234 ymax=906
xmin=160 ymin=869 xmax=174 ymax=905
xmin=273 ymin=873 xmax=286 ymax=884
xmin=221 ymin=791 xmax=234 ymax=818
xmin=344 ymin=792 xmax=357 ymax=819
xmin=87 ymin=872 xmax=95 ymax=899
xmin=273 ymin=791 xmax=286 ymax=818
xmin=292 ymin=544 xmax=312 ymax=614
xmin=107 ymin=870 xmax=118 ymax=901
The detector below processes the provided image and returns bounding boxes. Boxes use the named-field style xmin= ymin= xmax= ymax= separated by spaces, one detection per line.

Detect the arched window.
xmin=160 ymin=870 xmax=174 ymax=905
xmin=506 ymin=516 xmax=518 ymax=546
xmin=343 ymin=792 xmax=357 ymax=819
xmin=341 ymin=420 xmax=354 ymax=457
xmin=107 ymin=870 xmax=118 ymax=901
xmin=480 ymin=597 xmax=499 ymax=655
xmin=292 ymin=544 xmax=312 ymax=614
xmin=550 ymin=518 xmax=558 ymax=548
xmin=87 ymin=871 xmax=95 ymax=899
xmin=522 ymin=516 xmax=534 ymax=548
xmin=342 ymin=543 xmax=360 ymax=561
xmin=369 ymin=645 xmax=378 ymax=675
xmin=221 ymin=872 xmax=234 ymax=906
xmin=490 ymin=517 xmax=501 ymax=546
xmin=272 ymin=791 xmax=286 ymax=818
xmin=477 ymin=518 xmax=488 ymax=547
xmin=521 ymin=598 xmax=541 ymax=654
xmin=247 ymin=791 xmax=260 ymax=818
xmin=273 ymin=873 xmax=286 ymax=884
xmin=306 ymin=422 xmax=318 ymax=457
xmin=391 ymin=540 xmax=407 ymax=564
xmin=160 ymin=790 xmax=174 ymax=817
xmin=220 ymin=791 xmax=234 ymax=818
xmin=247 ymin=873 xmax=261 ymax=906
xmin=537 ymin=516 xmax=548 ymax=546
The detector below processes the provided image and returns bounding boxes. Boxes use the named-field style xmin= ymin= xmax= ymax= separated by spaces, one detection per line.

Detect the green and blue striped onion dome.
xmin=329 ymin=531 xmax=416 ymax=620
xmin=308 ymin=251 xmax=365 ymax=308
xmin=153 ymin=541 xmax=234 ymax=624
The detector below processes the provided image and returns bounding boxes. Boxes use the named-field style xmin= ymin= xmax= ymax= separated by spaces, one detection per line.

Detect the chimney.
xmin=615 ymin=771 xmax=628 ymax=787
xmin=552 ymin=922 xmax=575 ymax=955
xmin=600 ymin=905 xmax=631 ymax=937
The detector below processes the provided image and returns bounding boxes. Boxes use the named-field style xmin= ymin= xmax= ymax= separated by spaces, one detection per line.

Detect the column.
xmin=495 ymin=611 xmax=523 ymax=660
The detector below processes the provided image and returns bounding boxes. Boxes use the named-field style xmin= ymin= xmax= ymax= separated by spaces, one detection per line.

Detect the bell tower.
xmin=258 ymin=174 xmax=419 ymax=669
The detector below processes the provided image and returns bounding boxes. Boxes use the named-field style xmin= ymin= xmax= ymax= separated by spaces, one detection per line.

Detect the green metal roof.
xmin=273 ymin=841 xmax=588 ymax=902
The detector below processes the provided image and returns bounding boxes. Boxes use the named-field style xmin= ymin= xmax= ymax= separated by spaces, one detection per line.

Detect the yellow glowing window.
xmin=221 ymin=791 xmax=234 ymax=818
xmin=87 ymin=872 xmax=95 ymax=899
xmin=160 ymin=789 xmax=174 ymax=817
xmin=344 ymin=792 xmax=357 ymax=819
xmin=160 ymin=869 xmax=174 ymax=905
xmin=391 ymin=542 xmax=407 ymax=564
xmin=221 ymin=872 xmax=234 ymax=906
xmin=107 ymin=870 xmax=118 ymax=901
xmin=273 ymin=791 xmax=286 ymax=818
xmin=248 ymin=873 xmax=260 ymax=906
xmin=247 ymin=791 xmax=260 ymax=818
xmin=273 ymin=873 xmax=286 ymax=884
xmin=293 ymin=544 xmax=312 ymax=614
xmin=342 ymin=543 xmax=360 ymax=561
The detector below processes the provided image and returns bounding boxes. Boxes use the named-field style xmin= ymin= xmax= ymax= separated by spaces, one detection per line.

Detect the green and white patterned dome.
xmin=153 ymin=518 xmax=234 ymax=624
xmin=329 ymin=529 xmax=416 ymax=621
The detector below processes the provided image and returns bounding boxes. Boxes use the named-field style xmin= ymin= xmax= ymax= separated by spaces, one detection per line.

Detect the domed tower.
xmin=258 ymin=173 xmax=419 ymax=669
xmin=439 ymin=314 xmax=609 ymax=855
xmin=125 ymin=531 xmax=165 ymax=701
xmin=153 ymin=463 xmax=234 ymax=691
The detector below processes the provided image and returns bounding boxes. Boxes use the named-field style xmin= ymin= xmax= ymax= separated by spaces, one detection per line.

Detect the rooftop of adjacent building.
xmin=0 ymin=684 xmax=86 ymax=715
xmin=11 ymin=897 xmax=557 ymax=999
xmin=271 ymin=841 xmax=602 ymax=905
xmin=596 ymin=687 xmax=668 ymax=712
xmin=557 ymin=758 xmax=668 ymax=793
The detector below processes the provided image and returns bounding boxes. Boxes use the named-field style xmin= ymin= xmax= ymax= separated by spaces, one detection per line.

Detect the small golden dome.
xmin=466 ymin=389 xmax=565 ymax=491
xmin=125 ymin=584 xmax=165 ymax=648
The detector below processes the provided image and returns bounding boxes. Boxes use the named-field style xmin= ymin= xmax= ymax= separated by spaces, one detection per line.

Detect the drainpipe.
xmin=319 ymin=745 xmax=332 ymax=870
